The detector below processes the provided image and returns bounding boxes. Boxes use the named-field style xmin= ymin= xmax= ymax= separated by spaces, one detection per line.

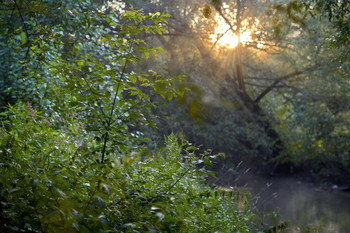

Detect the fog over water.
xmin=253 ymin=176 xmax=350 ymax=232
xmin=218 ymin=174 xmax=350 ymax=232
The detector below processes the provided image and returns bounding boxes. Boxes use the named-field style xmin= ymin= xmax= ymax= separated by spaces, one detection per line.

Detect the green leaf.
xmin=18 ymin=31 xmax=27 ymax=44
xmin=129 ymin=74 xmax=137 ymax=83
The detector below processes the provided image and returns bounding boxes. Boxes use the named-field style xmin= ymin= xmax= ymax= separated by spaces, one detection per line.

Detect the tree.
xmin=124 ymin=0 xmax=349 ymax=177
xmin=0 ymin=2 xmax=267 ymax=232
xmin=124 ymin=1 xmax=294 ymax=164
xmin=0 ymin=0 xmax=185 ymax=161
xmin=303 ymin=0 xmax=349 ymax=47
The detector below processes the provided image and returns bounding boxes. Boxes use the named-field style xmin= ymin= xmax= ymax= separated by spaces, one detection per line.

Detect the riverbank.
xmin=210 ymin=172 xmax=350 ymax=233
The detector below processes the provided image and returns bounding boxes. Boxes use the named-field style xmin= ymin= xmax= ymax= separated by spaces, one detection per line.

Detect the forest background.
xmin=0 ymin=0 xmax=349 ymax=232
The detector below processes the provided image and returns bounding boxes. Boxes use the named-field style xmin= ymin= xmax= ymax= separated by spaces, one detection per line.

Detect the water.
xmin=217 ymin=175 xmax=350 ymax=232
xmin=251 ymin=177 xmax=350 ymax=232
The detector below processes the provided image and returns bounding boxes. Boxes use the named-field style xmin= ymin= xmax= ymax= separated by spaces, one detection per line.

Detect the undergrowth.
xmin=0 ymin=103 xmax=260 ymax=232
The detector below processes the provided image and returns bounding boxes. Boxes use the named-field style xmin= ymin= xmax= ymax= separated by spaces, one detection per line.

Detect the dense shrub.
xmin=0 ymin=103 xmax=259 ymax=232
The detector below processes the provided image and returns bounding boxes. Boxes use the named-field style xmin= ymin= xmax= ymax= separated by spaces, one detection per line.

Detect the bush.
xmin=0 ymin=103 xmax=259 ymax=232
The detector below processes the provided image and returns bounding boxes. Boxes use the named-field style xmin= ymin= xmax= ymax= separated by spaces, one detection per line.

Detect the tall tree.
xmin=126 ymin=0 xmax=348 ymax=173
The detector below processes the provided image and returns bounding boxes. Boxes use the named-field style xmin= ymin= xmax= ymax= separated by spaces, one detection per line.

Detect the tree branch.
xmin=211 ymin=1 xmax=237 ymax=36
xmin=254 ymin=67 xmax=315 ymax=104
xmin=13 ymin=0 xmax=30 ymax=60
xmin=156 ymin=34 xmax=172 ymax=50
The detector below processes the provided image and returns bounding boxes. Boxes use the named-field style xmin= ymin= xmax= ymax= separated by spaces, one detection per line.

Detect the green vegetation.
xmin=1 ymin=0 xmax=349 ymax=232
xmin=129 ymin=0 xmax=350 ymax=184
xmin=0 ymin=105 xmax=257 ymax=232
xmin=0 ymin=1 xmax=263 ymax=232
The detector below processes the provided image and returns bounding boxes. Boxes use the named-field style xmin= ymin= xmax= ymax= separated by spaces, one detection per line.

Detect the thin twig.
xmin=101 ymin=35 xmax=135 ymax=162
xmin=13 ymin=0 xmax=30 ymax=60
xmin=209 ymin=27 xmax=232 ymax=52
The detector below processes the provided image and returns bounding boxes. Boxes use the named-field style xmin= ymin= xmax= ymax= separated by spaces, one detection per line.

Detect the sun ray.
xmin=210 ymin=16 xmax=253 ymax=48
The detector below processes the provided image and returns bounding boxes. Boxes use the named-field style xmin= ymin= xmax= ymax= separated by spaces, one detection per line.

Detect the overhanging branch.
xmin=254 ymin=66 xmax=316 ymax=103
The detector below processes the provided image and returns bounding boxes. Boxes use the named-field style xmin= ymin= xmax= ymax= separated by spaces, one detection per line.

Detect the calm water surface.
xmin=225 ymin=175 xmax=350 ymax=232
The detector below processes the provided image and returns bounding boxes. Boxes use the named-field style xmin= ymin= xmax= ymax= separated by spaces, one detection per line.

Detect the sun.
xmin=210 ymin=31 xmax=253 ymax=48
xmin=210 ymin=17 xmax=253 ymax=48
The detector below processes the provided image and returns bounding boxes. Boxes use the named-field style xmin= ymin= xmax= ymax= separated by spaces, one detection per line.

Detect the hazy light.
xmin=210 ymin=16 xmax=255 ymax=48
xmin=100 ymin=0 xmax=125 ymax=13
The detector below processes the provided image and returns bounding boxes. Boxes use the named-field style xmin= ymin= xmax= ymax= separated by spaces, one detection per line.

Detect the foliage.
xmin=127 ymin=0 xmax=350 ymax=184
xmin=0 ymin=2 xmax=264 ymax=232
xmin=304 ymin=0 xmax=349 ymax=46
xmin=131 ymin=0 xmax=288 ymax=169
xmin=154 ymin=100 xmax=276 ymax=170
xmin=274 ymin=72 xmax=350 ymax=183
xmin=0 ymin=0 xmax=186 ymax=162
xmin=1 ymin=0 xmax=349 ymax=231
xmin=0 ymin=0 xmax=80 ymax=107
xmin=0 ymin=103 xmax=259 ymax=232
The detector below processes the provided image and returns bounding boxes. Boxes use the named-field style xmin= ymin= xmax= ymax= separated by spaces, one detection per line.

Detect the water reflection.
xmin=235 ymin=176 xmax=350 ymax=232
